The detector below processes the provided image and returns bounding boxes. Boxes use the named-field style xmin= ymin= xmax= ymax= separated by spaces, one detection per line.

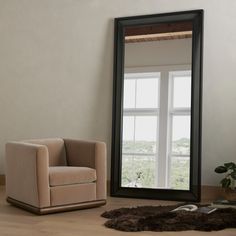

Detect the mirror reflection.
xmin=121 ymin=22 xmax=193 ymax=190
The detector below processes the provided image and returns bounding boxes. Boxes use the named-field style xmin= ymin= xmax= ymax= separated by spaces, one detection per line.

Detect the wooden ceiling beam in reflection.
xmin=125 ymin=31 xmax=192 ymax=43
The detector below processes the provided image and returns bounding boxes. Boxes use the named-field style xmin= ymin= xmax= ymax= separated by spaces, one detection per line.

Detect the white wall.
xmin=0 ymin=0 xmax=236 ymax=186
xmin=125 ymin=38 xmax=192 ymax=67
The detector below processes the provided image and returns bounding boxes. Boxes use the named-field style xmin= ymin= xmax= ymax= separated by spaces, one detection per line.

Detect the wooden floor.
xmin=0 ymin=186 xmax=235 ymax=236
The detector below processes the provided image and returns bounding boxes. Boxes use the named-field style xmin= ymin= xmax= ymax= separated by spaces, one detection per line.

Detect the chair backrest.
xmin=25 ymin=138 xmax=67 ymax=166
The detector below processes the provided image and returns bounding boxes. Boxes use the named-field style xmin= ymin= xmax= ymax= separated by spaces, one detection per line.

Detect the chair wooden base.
xmin=7 ymin=197 xmax=106 ymax=215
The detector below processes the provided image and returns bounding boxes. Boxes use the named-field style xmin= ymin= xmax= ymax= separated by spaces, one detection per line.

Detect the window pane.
xmin=123 ymin=79 xmax=135 ymax=108
xmin=135 ymin=116 xmax=157 ymax=153
xmin=135 ymin=116 xmax=157 ymax=141
xmin=170 ymin=156 xmax=190 ymax=190
xmin=122 ymin=116 xmax=135 ymax=153
xmin=136 ymin=78 xmax=159 ymax=108
xmin=173 ymin=75 xmax=191 ymax=108
xmin=121 ymin=155 xmax=156 ymax=188
xmin=122 ymin=116 xmax=157 ymax=154
xmin=122 ymin=116 xmax=134 ymax=141
xmin=172 ymin=116 xmax=190 ymax=155
xmin=123 ymin=140 xmax=156 ymax=154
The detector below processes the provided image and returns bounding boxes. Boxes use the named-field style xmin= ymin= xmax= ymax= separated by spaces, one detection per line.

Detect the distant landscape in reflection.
xmin=121 ymin=139 xmax=190 ymax=190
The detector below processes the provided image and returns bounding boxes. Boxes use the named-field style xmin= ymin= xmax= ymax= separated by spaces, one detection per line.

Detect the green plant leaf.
xmin=215 ymin=166 xmax=227 ymax=173
xmin=224 ymin=162 xmax=236 ymax=170
xmin=220 ymin=178 xmax=231 ymax=188
xmin=231 ymin=171 xmax=236 ymax=180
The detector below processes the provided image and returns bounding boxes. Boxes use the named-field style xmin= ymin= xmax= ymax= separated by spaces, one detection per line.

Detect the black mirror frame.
xmin=111 ymin=10 xmax=203 ymax=202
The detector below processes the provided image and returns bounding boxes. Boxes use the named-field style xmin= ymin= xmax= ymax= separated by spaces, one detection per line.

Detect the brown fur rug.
xmin=101 ymin=204 xmax=236 ymax=232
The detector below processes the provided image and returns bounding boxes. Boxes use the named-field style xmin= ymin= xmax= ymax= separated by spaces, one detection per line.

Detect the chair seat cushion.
xmin=49 ymin=166 xmax=96 ymax=187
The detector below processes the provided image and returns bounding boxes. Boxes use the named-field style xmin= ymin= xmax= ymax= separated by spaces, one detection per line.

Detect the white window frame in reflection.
xmin=168 ymin=70 xmax=191 ymax=190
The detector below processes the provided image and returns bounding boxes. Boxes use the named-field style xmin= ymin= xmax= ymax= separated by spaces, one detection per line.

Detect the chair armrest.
xmin=64 ymin=139 xmax=107 ymax=200
xmin=5 ymin=142 xmax=50 ymax=208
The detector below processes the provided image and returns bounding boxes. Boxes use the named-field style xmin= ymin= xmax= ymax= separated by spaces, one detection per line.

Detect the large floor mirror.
xmin=111 ymin=10 xmax=203 ymax=201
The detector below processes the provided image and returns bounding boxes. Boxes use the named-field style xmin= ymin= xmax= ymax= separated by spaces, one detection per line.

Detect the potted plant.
xmin=215 ymin=162 xmax=236 ymax=201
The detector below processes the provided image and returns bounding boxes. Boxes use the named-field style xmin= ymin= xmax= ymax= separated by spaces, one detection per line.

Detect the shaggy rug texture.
xmin=101 ymin=204 xmax=236 ymax=232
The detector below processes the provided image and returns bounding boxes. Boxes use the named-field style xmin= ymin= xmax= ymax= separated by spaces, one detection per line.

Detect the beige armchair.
xmin=5 ymin=138 xmax=106 ymax=214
